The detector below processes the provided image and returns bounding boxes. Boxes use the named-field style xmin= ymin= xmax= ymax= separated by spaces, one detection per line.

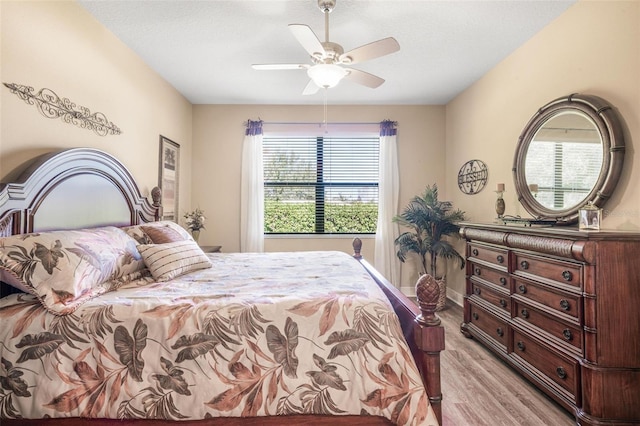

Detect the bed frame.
xmin=0 ymin=148 xmax=444 ymax=425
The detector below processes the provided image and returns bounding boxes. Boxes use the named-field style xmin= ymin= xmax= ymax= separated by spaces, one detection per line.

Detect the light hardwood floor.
xmin=437 ymin=302 xmax=576 ymax=426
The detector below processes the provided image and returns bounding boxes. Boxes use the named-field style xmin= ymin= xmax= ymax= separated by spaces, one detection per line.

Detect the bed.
xmin=0 ymin=148 xmax=444 ymax=425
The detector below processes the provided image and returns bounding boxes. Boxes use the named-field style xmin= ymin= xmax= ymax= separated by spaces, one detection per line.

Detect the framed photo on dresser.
xmin=158 ymin=135 xmax=180 ymax=221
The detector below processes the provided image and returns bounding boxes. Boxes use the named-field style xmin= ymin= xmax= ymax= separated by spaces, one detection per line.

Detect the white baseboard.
xmin=446 ymin=288 xmax=464 ymax=307
xmin=400 ymin=286 xmax=416 ymax=297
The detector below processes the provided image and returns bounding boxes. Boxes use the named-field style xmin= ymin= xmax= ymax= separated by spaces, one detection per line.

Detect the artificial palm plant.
xmin=393 ymin=184 xmax=467 ymax=279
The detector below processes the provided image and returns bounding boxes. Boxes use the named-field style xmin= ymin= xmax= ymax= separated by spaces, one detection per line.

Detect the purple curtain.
xmin=245 ymin=119 xmax=263 ymax=136
xmin=379 ymin=119 xmax=397 ymax=137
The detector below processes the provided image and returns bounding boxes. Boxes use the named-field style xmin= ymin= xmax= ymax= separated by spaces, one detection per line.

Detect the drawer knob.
xmin=520 ymin=260 xmax=529 ymax=270
xmin=472 ymin=312 xmax=479 ymax=320
xmin=518 ymin=284 xmax=527 ymax=294
xmin=472 ymin=248 xmax=479 ymax=256
xmin=497 ymin=255 xmax=504 ymax=264
xmin=499 ymin=277 xmax=507 ymax=286
xmin=500 ymin=299 xmax=507 ymax=308
xmin=520 ymin=309 xmax=529 ymax=319
xmin=560 ymin=299 xmax=571 ymax=311
xmin=556 ymin=366 xmax=567 ymax=380
xmin=474 ymin=287 xmax=482 ymax=295
xmin=562 ymin=270 xmax=573 ymax=281
xmin=474 ymin=268 xmax=481 ymax=275
xmin=496 ymin=327 xmax=504 ymax=337
xmin=563 ymin=329 xmax=573 ymax=341
xmin=517 ymin=341 xmax=526 ymax=351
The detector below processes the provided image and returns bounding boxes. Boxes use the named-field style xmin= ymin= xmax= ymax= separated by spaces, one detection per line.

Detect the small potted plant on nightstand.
xmin=184 ymin=208 xmax=206 ymax=242
xmin=393 ymin=184 xmax=467 ymax=310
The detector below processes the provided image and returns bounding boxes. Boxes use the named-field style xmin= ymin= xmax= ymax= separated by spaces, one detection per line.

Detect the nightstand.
xmin=200 ymin=245 xmax=222 ymax=253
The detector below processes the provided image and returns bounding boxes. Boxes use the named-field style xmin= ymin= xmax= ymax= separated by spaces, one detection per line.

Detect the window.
xmin=263 ymin=136 xmax=379 ymax=234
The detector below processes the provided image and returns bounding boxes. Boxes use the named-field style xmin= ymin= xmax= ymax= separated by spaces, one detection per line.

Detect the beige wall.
xmin=192 ymin=104 xmax=446 ymax=292
xmin=1 ymin=1 xmax=192 ymax=207
xmin=445 ymin=0 xmax=640 ymax=304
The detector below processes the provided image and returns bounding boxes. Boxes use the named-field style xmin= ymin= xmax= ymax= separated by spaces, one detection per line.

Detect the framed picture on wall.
xmin=158 ymin=135 xmax=180 ymax=222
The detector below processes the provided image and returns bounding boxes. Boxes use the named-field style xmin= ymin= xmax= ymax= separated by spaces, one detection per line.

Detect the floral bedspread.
xmin=0 ymin=251 xmax=438 ymax=425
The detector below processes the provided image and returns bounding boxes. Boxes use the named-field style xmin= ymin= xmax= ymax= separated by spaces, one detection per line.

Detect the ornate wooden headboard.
xmin=0 ymin=148 xmax=161 ymax=297
xmin=0 ymin=148 xmax=161 ymax=237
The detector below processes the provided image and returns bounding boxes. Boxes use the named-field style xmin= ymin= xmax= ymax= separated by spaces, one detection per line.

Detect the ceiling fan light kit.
xmin=252 ymin=0 xmax=399 ymax=95
xmin=307 ymin=63 xmax=348 ymax=88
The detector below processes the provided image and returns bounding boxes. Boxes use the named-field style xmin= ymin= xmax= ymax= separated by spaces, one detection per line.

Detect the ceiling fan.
xmin=252 ymin=0 xmax=400 ymax=95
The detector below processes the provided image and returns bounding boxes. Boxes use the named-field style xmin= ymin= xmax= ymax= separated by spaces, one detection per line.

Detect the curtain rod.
xmin=261 ymin=121 xmax=382 ymax=126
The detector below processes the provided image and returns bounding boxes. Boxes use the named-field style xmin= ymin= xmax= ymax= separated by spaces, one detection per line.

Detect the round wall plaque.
xmin=458 ymin=159 xmax=488 ymax=194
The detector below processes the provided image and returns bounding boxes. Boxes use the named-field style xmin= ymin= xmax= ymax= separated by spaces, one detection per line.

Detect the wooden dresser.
xmin=459 ymin=223 xmax=640 ymax=426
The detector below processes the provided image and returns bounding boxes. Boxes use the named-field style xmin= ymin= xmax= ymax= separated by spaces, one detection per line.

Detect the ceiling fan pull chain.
xmin=323 ymin=88 xmax=328 ymax=131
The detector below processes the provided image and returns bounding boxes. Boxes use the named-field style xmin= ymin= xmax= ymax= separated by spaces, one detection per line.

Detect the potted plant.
xmin=393 ymin=184 xmax=467 ymax=309
xmin=184 ymin=208 xmax=206 ymax=242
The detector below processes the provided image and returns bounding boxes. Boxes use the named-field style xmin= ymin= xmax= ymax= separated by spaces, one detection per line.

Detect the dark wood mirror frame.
xmin=512 ymin=93 xmax=625 ymax=224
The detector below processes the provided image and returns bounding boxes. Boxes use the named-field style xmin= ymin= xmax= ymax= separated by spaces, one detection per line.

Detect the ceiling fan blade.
xmin=252 ymin=64 xmax=309 ymax=70
xmin=302 ymin=80 xmax=320 ymax=96
xmin=344 ymin=68 xmax=385 ymax=88
xmin=289 ymin=24 xmax=325 ymax=58
xmin=340 ymin=37 xmax=400 ymax=65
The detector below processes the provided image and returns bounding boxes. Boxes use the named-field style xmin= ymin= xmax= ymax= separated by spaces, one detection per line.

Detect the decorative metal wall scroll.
xmin=3 ymin=83 xmax=121 ymax=136
xmin=458 ymin=159 xmax=488 ymax=194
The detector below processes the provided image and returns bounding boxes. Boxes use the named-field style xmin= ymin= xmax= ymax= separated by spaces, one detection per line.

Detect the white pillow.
xmin=138 ymin=240 xmax=212 ymax=282
xmin=0 ymin=269 xmax=32 ymax=293
xmin=0 ymin=226 xmax=145 ymax=315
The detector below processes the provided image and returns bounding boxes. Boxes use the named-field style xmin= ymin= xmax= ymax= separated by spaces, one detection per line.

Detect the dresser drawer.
xmin=512 ymin=330 xmax=580 ymax=403
xmin=513 ymin=252 xmax=582 ymax=289
xmin=513 ymin=300 xmax=583 ymax=355
xmin=469 ymin=302 xmax=509 ymax=350
xmin=513 ymin=278 xmax=581 ymax=320
xmin=470 ymin=281 xmax=510 ymax=313
xmin=469 ymin=243 xmax=508 ymax=270
xmin=469 ymin=262 xmax=510 ymax=290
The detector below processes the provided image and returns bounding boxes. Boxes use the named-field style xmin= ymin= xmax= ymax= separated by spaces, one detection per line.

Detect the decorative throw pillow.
xmin=122 ymin=221 xmax=192 ymax=245
xmin=121 ymin=225 xmax=153 ymax=245
xmin=138 ymin=240 xmax=212 ymax=282
xmin=0 ymin=226 xmax=145 ymax=314
xmin=140 ymin=225 xmax=184 ymax=244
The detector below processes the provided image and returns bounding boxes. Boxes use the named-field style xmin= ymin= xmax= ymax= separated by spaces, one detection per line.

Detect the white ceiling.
xmin=79 ymin=0 xmax=577 ymax=106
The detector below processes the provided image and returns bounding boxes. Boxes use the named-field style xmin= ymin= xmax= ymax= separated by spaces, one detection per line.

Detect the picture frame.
xmin=158 ymin=135 xmax=180 ymax=222
xmin=579 ymin=202 xmax=601 ymax=230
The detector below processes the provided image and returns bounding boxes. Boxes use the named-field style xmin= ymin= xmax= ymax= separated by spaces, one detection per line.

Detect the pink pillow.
xmin=140 ymin=225 xmax=185 ymax=244
xmin=122 ymin=221 xmax=193 ymax=244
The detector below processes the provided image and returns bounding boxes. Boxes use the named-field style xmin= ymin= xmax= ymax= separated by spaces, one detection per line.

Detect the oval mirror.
xmin=513 ymin=94 xmax=625 ymax=224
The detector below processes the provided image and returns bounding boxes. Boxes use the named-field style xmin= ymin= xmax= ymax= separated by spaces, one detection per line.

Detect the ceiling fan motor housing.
xmin=315 ymin=41 xmax=344 ymax=63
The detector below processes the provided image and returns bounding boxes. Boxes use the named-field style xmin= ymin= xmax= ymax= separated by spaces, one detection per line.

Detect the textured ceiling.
xmin=79 ymin=0 xmax=577 ymax=105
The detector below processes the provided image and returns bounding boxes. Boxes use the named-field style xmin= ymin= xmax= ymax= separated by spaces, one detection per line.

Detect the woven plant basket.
xmin=435 ymin=276 xmax=447 ymax=311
